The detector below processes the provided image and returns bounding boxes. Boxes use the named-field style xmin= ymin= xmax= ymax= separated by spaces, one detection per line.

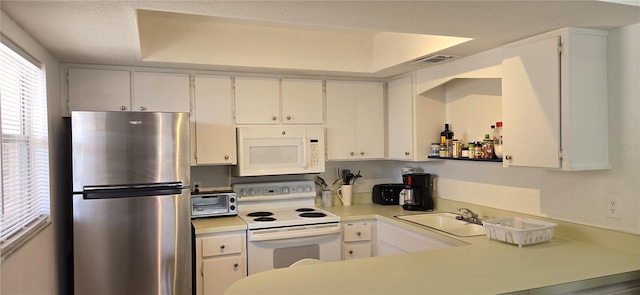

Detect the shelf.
xmin=427 ymin=156 xmax=503 ymax=162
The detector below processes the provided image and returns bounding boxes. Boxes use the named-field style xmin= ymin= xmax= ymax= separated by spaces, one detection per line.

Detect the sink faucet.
xmin=456 ymin=208 xmax=482 ymax=225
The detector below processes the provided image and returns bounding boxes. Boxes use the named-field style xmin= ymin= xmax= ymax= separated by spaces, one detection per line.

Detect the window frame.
xmin=0 ymin=36 xmax=51 ymax=260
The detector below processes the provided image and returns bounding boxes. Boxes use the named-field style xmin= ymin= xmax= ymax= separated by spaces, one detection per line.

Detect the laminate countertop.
xmin=224 ymin=203 xmax=640 ymax=295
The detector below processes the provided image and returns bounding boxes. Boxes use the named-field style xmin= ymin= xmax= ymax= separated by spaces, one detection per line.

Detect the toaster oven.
xmin=191 ymin=190 xmax=237 ymax=218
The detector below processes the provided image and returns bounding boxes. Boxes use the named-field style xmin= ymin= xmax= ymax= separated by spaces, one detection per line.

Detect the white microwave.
xmin=233 ymin=126 xmax=326 ymax=176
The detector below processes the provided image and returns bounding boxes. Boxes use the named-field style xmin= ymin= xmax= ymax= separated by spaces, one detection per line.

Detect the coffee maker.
xmin=400 ymin=173 xmax=434 ymax=211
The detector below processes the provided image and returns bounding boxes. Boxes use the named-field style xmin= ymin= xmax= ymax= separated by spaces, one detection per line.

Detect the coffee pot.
xmin=401 ymin=173 xmax=434 ymax=211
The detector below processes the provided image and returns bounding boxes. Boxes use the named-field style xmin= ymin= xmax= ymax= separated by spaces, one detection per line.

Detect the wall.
xmin=1 ymin=10 xmax=64 ymax=295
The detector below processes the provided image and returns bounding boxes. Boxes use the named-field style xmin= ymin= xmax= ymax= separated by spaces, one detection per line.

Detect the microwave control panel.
xmin=309 ymin=138 xmax=320 ymax=167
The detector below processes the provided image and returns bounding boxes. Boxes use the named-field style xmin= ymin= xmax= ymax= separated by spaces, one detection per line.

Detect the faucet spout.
xmin=456 ymin=207 xmax=482 ymax=225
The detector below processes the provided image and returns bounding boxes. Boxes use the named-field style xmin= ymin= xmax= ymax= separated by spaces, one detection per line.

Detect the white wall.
xmin=1 ymin=10 xmax=63 ymax=295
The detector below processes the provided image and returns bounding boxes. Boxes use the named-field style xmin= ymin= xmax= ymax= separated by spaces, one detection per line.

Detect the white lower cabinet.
xmin=376 ymin=220 xmax=455 ymax=255
xmin=342 ymin=221 xmax=374 ymax=260
xmin=196 ymin=231 xmax=247 ymax=295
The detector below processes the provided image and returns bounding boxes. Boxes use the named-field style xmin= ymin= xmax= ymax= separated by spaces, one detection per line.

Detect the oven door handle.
xmin=249 ymin=224 xmax=340 ymax=242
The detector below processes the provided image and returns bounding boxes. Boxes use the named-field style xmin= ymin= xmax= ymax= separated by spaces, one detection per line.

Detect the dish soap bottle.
xmin=494 ymin=121 xmax=503 ymax=158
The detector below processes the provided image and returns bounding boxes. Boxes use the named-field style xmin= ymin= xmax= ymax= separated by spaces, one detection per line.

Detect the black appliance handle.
xmin=82 ymin=182 xmax=187 ymax=200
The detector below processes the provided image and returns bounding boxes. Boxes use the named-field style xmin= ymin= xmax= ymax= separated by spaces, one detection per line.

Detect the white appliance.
xmin=233 ymin=181 xmax=341 ymax=275
xmin=233 ymin=126 xmax=325 ymax=176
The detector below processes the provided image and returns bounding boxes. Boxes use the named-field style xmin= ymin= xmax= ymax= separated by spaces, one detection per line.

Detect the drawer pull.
xmin=349 ymin=250 xmax=353 ymax=255
xmin=356 ymin=231 xmax=362 ymax=236
xmin=220 ymin=245 xmax=225 ymax=250
xmin=233 ymin=263 xmax=239 ymax=268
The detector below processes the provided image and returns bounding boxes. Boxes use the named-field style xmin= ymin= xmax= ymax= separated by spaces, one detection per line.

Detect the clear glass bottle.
xmin=483 ymin=133 xmax=494 ymax=159
xmin=474 ymin=141 xmax=482 ymax=159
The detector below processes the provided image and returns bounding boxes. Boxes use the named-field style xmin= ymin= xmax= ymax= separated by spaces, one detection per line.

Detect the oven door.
xmin=246 ymin=223 xmax=341 ymax=275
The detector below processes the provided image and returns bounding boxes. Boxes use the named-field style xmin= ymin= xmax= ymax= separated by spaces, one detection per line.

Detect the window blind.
xmin=0 ymin=41 xmax=50 ymax=259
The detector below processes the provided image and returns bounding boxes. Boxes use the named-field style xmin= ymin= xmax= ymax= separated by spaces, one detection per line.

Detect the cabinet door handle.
xmin=405 ymin=152 xmax=410 ymax=156
xmin=505 ymin=155 xmax=512 ymax=160
xmin=224 ymin=155 xmax=229 ymax=160
xmin=220 ymin=244 xmax=225 ymax=250
xmin=119 ymin=106 xmax=127 ymax=111
xmin=233 ymin=263 xmax=239 ymax=268
xmin=356 ymin=231 xmax=361 ymax=236
xmin=139 ymin=106 xmax=146 ymax=111
xmin=349 ymin=250 xmax=354 ymax=255
xmin=286 ymin=115 xmax=291 ymax=120
xmin=272 ymin=116 xmax=277 ymax=121
xmin=360 ymin=152 xmax=365 ymax=156
xmin=350 ymin=152 xmax=355 ymax=156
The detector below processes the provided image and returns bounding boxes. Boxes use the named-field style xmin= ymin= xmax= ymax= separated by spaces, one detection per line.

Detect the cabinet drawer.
xmin=343 ymin=242 xmax=372 ymax=260
xmin=202 ymin=234 xmax=243 ymax=257
xmin=343 ymin=222 xmax=372 ymax=242
xmin=202 ymin=256 xmax=245 ymax=295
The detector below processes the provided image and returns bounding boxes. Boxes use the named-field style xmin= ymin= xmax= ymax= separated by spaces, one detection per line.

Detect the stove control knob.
xmin=304 ymin=186 xmax=312 ymax=192
xmin=248 ymin=188 xmax=256 ymax=196
xmin=296 ymin=186 xmax=303 ymax=193
xmin=238 ymin=189 xmax=245 ymax=196
xmin=282 ymin=187 xmax=290 ymax=194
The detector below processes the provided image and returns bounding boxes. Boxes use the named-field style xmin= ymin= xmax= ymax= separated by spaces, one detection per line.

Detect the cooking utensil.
xmin=315 ymin=176 xmax=328 ymax=190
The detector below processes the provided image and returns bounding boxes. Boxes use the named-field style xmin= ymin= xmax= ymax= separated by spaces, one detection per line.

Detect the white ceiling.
xmin=1 ymin=0 xmax=639 ymax=78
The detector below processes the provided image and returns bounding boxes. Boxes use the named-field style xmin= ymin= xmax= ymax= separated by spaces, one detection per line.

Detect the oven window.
xmin=273 ymin=245 xmax=319 ymax=269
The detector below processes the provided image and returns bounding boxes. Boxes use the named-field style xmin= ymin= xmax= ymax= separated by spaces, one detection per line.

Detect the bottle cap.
xmin=496 ymin=121 xmax=503 ymax=127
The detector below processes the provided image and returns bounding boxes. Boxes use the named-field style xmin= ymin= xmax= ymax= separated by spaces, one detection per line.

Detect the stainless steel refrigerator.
xmin=72 ymin=111 xmax=191 ymax=295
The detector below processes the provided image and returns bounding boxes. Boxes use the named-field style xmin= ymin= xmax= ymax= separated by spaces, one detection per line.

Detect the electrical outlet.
xmin=606 ymin=196 xmax=620 ymax=219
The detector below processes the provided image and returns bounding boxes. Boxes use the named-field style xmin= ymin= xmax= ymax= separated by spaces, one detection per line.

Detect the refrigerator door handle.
xmin=82 ymin=181 xmax=187 ymax=200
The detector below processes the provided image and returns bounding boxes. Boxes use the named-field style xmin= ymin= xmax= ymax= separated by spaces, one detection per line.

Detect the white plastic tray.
xmin=482 ymin=217 xmax=558 ymax=247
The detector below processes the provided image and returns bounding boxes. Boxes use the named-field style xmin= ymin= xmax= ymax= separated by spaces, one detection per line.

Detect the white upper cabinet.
xmin=192 ymin=74 xmax=236 ymax=165
xmin=387 ymin=75 xmax=415 ymax=160
xmin=502 ymin=27 xmax=609 ymax=170
xmin=68 ymin=69 xmax=190 ymax=114
xmin=234 ymin=77 xmax=280 ymax=124
xmin=281 ymin=78 xmax=324 ymax=124
xmin=235 ymin=77 xmax=324 ymax=125
xmin=502 ymin=36 xmax=560 ymax=168
xmin=68 ymin=68 xmax=131 ymax=112
xmin=132 ymin=72 xmax=191 ymax=113
xmin=326 ymin=80 xmax=384 ymax=160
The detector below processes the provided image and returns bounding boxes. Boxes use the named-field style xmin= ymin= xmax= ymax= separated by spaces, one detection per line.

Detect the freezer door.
xmin=73 ymin=190 xmax=192 ymax=295
xmin=72 ymin=111 xmax=190 ymax=192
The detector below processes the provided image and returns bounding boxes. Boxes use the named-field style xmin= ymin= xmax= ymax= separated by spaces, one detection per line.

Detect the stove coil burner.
xmin=295 ymin=208 xmax=316 ymax=212
xmin=254 ymin=217 xmax=277 ymax=222
xmin=299 ymin=212 xmax=327 ymax=218
xmin=247 ymin=211 xmax=274 ymax=217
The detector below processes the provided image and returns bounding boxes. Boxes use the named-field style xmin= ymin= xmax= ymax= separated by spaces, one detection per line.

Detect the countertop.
xmin=223 ymin=203 xmax=640 ymax=295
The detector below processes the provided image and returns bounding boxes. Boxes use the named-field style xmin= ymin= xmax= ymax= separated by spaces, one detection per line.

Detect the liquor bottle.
xmin=440 ymin=123 xmax=453 ymax=144
xmin=440 ymin=124 xmax=454 ymax=157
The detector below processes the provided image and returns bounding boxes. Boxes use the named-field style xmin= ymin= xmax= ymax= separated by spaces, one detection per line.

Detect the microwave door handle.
xmin=302 ymin=137 xmax=308 ymax=168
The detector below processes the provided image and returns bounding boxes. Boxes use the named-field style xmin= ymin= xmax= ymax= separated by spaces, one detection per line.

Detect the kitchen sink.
xmin=395 ymin=212 xmax=486 ymax=237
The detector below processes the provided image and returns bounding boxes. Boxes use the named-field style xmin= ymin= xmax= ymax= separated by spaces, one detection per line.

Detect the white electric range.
xmin=232 ymin=181 xmax=341 ymax=275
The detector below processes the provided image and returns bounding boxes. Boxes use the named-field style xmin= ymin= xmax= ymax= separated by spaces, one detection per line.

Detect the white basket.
xmin=482 ymin=217 xmax=558 ymax=247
